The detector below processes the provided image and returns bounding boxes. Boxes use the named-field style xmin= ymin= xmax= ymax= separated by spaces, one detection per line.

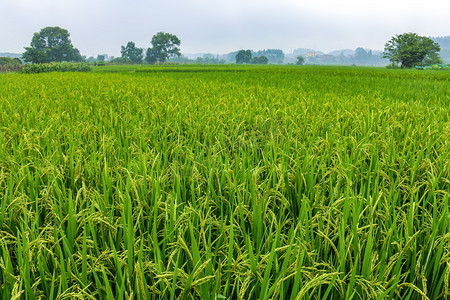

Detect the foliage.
xmin=12 ymin=57 xmax=22 ymax=65
xmin=111 ymin=57 xmax=133 ymax=65
xmin=251 ymin=56 xmax=268 ymax=64
xmin=383 ymin=33 xmax=442 ymax=68
xmin=0 ymin=57 xmax=23 ymax=72
xmin=296 ymin=56 xmax=305 ymax=65
xmin=22 ymin=26 xmax=83 ymax=64
xmin=254 ymin=49 xmax=285 ymax=64
xmin=0 ymin=57 xmax=21 ymax=65
xmin=0 ymin=66 xmax=449 ymax=299
xmin=415 ymin=64 xmax=448 ymax=70
xmin=120 ymin=41 xmax=144 ymax=64
xmin=194 ymin=54 xmax=225 ymax=64
xmin=0 ymin=64 xmax=23 ymax=73
xmin=22 ymin=47 xmax=48 ymax=64
xmin=19 ymin=62 xmax=91 ymax=73
xmin=235 ymin=49 xmax=252 ymax=64
xmin=145 ymin=47 xmax=158 ymax=64
xmin=145 ymin=32 xmax=181 ymax=64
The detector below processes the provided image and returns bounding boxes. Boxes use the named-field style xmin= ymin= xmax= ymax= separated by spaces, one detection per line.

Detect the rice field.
xmin=0 ymin=65 xmax=449 ymax=299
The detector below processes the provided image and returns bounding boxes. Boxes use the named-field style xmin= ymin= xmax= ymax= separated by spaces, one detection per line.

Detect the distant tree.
xmin=195 ymin=54 xmax=224 ymax=64
xmin=296 ymin=56 xmax=305 ymax=65
xmin=383 ymin=33 xmax=442 ymax=68
xmin=111 ymin=57 xmax=132 ymax=65
xmin=431 ymin=36 xmax=450 ymax=49
xmin=0 ymin=57 xmax=14 ymax=65
xmin=145 ymin=32 xmax=181 ymax=64
xmin=22 ymin=26 xmax=83 ymax=63
xmin=251 ymin=56 xmax=268 ymax=64
xmin=255 ymin=49 xmax=284 ymax=64
xmin=236 ymin=50 xmax=252 ymax=64
xmin=121 ymin=42 xmax=143 ymax=64
xmin=97 ymin=54 xmax=105 ymax=61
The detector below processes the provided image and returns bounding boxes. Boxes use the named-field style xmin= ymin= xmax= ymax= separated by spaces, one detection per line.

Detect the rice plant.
xmin=0 ymin=66 xmax=449 ymax=299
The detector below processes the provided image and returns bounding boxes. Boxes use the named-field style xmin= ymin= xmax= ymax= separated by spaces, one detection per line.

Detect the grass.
xmin=0 ymin=65 xmax=449 ymax=299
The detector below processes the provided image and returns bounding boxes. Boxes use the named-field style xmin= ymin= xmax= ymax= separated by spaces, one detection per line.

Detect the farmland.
xmin=0 ymin=65 xmax=449 ymax=299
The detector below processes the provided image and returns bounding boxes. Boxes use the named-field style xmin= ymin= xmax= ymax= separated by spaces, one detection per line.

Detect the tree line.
xmin=22 ymin=27 xmax=181 ymax=65
xmin=18 ymin=26 xmax=445 ymax=68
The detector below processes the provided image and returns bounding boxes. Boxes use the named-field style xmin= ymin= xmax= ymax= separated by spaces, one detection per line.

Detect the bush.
xmin=0 ymin=57 xmax=23 ymax=72
xmin=19 ymin=62 xmax=91 ymax=74
xmin=386 ymin=63 xmax=400 ymax=69
xmin=0 ymin=64 xmax=23 ymax=73
xmin=110 ymin=57 xmax=132 ymax=65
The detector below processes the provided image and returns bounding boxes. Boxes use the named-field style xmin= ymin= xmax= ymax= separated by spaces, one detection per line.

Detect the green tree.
xmin=383 ymin=33 xmax=441 ymax=68
xmin=0 ymin=57 xmax=14 ymax=65
xmin=121 ymin=41 xmax=143 ymax=64
xmin=145 ymin=48 xmax=158 ymax=64
xmin=145 ymin=32 xmax=181 ymax=64
xmin=236 ymin=50 xmax=252 ymax=64
xmin=111 ymin=57 xmax=132 ymax=65
xmin=12 ymin=58 xmax=23 ymax=65
xmin=296 ymin=56 xmax=305 ymax=65
xmin=251 ymin=56 xmax=268 ymax=64
xmin=22 ymin=26 xmax=83 ymax=63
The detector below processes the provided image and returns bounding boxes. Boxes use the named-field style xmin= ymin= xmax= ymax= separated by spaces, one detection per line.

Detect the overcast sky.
xmin=1 ymin=0 xmax=449 ymax=57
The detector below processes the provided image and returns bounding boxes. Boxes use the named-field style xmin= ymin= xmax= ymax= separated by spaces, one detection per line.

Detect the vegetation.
xmin=145 ymin=32 xmax=181 ymax=64
xmin=236 ymin=50 xmax=285 ymax=64
xmin=19 ymin=62 xmax=91 ymax=73
xmin=0 ymin=57 xmax=23 ymax=72
xmin=296 ymin=56 xmax=305 ymax=65
xmin=254 ymin=49 xmax=284 ymax=64
xmin=0 ymin=65 xmax=449 ymax=299
xmin=383 ymin=33 xmax=442 ymax=68
xmin=22 ymin=26 xmax=83 ymax=64
xmin=235 ymin=50 xmax=253 ymax=64
xmin=0 ymin=57 xmax=22 ymax=65
xmin=121 ymin=42 xmax=144 ymax=64
xmin=250 ymin=56 xmax=268 ymax=64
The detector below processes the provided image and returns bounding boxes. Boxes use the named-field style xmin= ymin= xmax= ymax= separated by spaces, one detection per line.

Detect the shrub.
xmin=19 ymin=62 xmax=92 ymax=74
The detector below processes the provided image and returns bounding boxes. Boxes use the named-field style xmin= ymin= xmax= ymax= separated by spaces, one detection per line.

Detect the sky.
xmin=1 ymin=0 xmax=449 ymax=57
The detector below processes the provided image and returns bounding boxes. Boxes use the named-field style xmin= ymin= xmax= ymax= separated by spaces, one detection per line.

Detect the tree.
xmin=145 ymin=32 xmax=181 ymax=64
xmin=255 ymin=49 xmax=284 ymax=64
xmin=296 ymin=56 xmax=305 ymax=65
xmin=12 ymin=58 xmax=23 ymax=65
xmin=236 ymin=50 xmax=252 ymax=64
xmin=383 ymin=33 xmax=441 ymax=68
xmin=111 ymin=57 xmax=132 ymax=65
xmin=22 ymin=26 xmax=83 ymax=63
xmin=121 ymin=42 xmax=143 ymax=64
xmin=0 ymin=57 xmax=15 ymax=65
xmin=251 ymin=56 xmax=268 ymax=64
xmin=145 ymin=48 xmax=158 ymax=64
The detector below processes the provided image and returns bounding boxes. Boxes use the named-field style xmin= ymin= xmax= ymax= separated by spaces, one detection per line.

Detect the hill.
xmin=0 ymin=52 xmax=22 ymax=59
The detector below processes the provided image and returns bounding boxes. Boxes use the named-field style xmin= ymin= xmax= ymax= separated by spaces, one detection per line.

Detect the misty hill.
xmin=430 ymin=36 xmax=450 ymax=63
xmin=0 ymin=53 xmax=22 ymax=59
xmin=431 ymin=36 xmax=450 ymax=49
